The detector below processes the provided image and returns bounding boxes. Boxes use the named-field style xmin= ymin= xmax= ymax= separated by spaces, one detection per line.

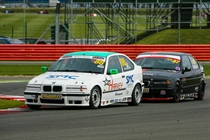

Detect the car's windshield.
xmin=48 ymin=56 xmax=106 ymax=74
xmin=134 ymin=54 xmax=181 ymax=71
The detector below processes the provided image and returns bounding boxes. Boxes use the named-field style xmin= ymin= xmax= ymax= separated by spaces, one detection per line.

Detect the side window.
xmin=118 ymin=55 xmax=134 ymax=72
xmin=188 ymin=56 xmax=199 ymax=70
xmin=182 ymin=56 xmax=191 ymax=68
xmin=107 ymin=56 xmax=122 ymax=73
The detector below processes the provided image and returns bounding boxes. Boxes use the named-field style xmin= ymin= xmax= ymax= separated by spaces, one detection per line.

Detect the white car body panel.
xmin=24 ymin=52 xmax=144 ymax=108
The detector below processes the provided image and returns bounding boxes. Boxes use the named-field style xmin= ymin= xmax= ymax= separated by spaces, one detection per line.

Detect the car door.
xmin=103 ymin=55 xmax=127 ymax=102
xmin=118 ymin=55 xmax=136 ymax=94
xmin=188 ymin=55 xmax=203 ymax=93
xmin=180 ymin=55 xmax=195 ymax=94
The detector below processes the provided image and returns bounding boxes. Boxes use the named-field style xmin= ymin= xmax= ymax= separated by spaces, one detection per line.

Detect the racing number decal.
xmin=167 ymin=58 xmax=180 ymax=64
xmin=120 ymin=58 xmax=127 ymax=66
xmin=94 ymin=59 xmax=105 ymax=65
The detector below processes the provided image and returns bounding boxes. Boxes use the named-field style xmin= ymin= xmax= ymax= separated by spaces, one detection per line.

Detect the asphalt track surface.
xmin=0 ymin=77 xmax=209 ymax=140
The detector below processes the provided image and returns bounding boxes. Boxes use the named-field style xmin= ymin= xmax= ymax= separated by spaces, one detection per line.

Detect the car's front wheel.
xmin=89 ymin=86 xmax=101 ymax=109
xmin=27 ymin=104 xmax=41 ymax=110
xmin=128 ymin=84 xmax=142 ymax=106
xmin=173 ymin=82 xmax=181 ymax=102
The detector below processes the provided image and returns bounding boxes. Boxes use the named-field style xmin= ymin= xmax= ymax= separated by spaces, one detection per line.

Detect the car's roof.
xmin=0 ymin=37 xmax=24 ymax=44
xmin=0 ymin=37 xmax=8 ymax=39
xmin=0 ymin=36 xmax=10 ymax=38
xmin=139 ymin=51 xmax=191 ymax=56
xmin=64 ymin=51 xmax=116 ymax=57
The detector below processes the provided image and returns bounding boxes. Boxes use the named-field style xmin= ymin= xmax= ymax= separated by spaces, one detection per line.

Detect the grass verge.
xmin=0 ymin=64 xmax=51 ymax=76
xmin=0 ymin=64 xmax=209 ymax=76
xmin=203 ymin=65 xmax=210 ymax=76
xmin=0 ymin=99 xmax=25 ymax=109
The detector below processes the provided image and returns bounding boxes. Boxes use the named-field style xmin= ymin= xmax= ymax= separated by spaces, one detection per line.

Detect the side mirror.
xmin=184 ymin=66 xmax=191 ymax=72
xmin=41 ymin=66 xmax=48 ymax=72
xmin=107 ymin=69 xmax=118 ymax=75
xmin=182 ymin=66 xmax=191 ymax=74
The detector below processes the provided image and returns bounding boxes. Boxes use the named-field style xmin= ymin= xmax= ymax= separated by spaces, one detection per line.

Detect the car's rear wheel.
xmin=128 ymin=84 xmax=142 ymax=106
xmin=173 ymin=82 xmax=181 ymax=102
xmin=195 ymin=82 xmax=204 ymax=100
xmin=89 ymin=86 xmax=101 ymax=109
xmin=27 ymin=104 xmax=41 ymax=110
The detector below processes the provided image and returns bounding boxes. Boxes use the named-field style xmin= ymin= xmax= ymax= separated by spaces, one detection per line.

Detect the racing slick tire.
xmin=127 ymin=84 xmax=142 ymax=106
xmin=27 ymin=104 xmax=41 ymax=110
xmin=89 ymin=86 xmax=101 ymax=109
xmin=173 ymin=82 xmax=181 ymax=103
xmin=195 ymin=82 xmax=204 ymax=100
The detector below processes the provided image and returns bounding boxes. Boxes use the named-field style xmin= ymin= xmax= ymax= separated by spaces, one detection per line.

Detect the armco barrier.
xmin=0 ymin=44 xmax=210 ymax=61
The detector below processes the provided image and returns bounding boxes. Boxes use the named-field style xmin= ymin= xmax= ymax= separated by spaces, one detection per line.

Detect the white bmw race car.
xmin=24 ymin=51 xmax=144 ymax=109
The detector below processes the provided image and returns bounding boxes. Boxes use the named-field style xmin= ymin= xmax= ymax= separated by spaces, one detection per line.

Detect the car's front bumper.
xmin=24 ymin=92 xmax=90 ymax=106
xmin=141 ymin=86 xmax=174 ymax=101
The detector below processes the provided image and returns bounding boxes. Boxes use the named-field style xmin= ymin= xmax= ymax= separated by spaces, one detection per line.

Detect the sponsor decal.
xmin=97 ymin=65 xmax=104 ymax=68
xmin=122 ymin=98 xmax=127 ymax=101
xmin=126 ymin=75 xmax=134 ymax=84
xmin=46 ymin=75 xmax=79 ymax=79
xmin=115 ymin=99 xmax=118 ymax=102
xmin=180 ymin=95 xmax=185 ymax=100
xmin=102 ymin=101 xmax=105 ymax=105
xmin=103 ymin=78 xmax=110 ymax=86
xmin=108 ymin=80 xmax=123 ymax=91
xmin=127 ymin=97 xmax=132 ymax=102
xmin=136 ymin=54 xmax=180 ymax=60
xmin=92 ymin=56 xmax=104 ymax=59
xmin=143 ymin=73 xmax=154 ymax=76
xmin=115 ymin=92 xmax=123 ymax=96
xmin=106 ymin=101 xmax=109 ymax=104
xmin=175 ymin=67 xmax=181 ymax=71
xmin=194 ymin=94 xmax=198 ymax=98
xmin=195 ymin=86 xmax=198 ymax=91
xmin=41 ymin=94 xmax=61 ymax=99
xmin=160 ymin=90 xmax=166 ymax=95
xmin=110 ymin=99 xmax=115 ymax=103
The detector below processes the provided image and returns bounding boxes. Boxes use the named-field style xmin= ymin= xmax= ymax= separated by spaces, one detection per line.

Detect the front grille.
xmin=43 ymin=86 xmax=51 ymax=92
xmin=43 ymin=85 xmax=62 ymax=92
xmin=40 ymin=98 xmax=64 ymax=104
xmin=53 ymin=86 xmax=62 ymax=92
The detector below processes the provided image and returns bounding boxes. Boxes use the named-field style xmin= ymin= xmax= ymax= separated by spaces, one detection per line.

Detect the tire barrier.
xmin=0 ymin=44 xmax=209 ymax=61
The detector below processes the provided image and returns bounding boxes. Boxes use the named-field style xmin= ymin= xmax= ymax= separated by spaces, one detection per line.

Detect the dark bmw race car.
xmin=134 ymin=52 xmax=206 ymax=102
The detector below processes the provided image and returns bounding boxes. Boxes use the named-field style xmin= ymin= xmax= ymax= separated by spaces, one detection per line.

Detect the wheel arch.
xmin=92 ymin=85 xmax=102 ymax=98
xmin=200 ymin=79 xmax=206 ymax=94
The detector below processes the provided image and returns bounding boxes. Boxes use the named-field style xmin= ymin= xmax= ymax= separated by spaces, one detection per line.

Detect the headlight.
xmin=26 ymin=84 xmax=41 ymax=91
xmin=153 ymin=80 xmax=171 ymax=85
xmin=66 ymin=85 xmax=87 ymax=91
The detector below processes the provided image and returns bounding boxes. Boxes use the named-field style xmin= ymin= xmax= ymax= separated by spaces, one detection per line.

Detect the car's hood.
xmin=142 ymin=69 xmax=178 ymax=80
xmin=28 ymin=72 xmax=103 ymax=85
